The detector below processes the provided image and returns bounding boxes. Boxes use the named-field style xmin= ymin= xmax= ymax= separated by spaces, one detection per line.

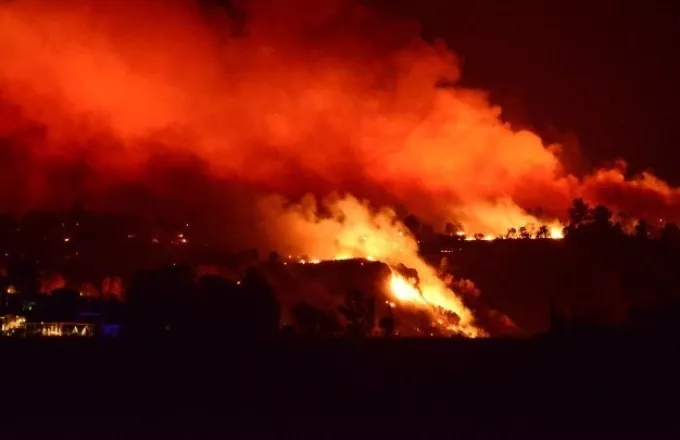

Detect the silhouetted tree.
xmin=420 ymin=223 xmax=436 ymax=242
xmin=394 ymin=263 xmax=419 ymax=283
xmin=660 ymin=222 xmax=680 ymax=244
xmin=126 ymin=269 xmax=173 ymax=338
xmin=125 ymin=264 xmax=196 ymax=338
xmin=268 ymin=251 xmax=282 ymax=265
xmin=379 ymin=306 xmax=396 ymax=337
xmin=338 ymin=289 xmax=375 ymax=337
xmin=241 ymin=267 xmax=281 ymax=338
xmin=568 ymin=198 xmax=591 ymax=227
xmin=590 ymin=205 xmax=613 ymax=230
xmin=444 ymin=221 xmax=463 ymax=237
xmin=100 ymin=297 xmax=126 ymax=325
xmin=536 ymin=225 xmax=549 ymax=239
xmin=506 ymin=228 xmax=517 ymax=239
xmin=187 ymin=275 xmax=239 ymax=339
xmin=635 ymin=220 xmax=649 ymax=239
xmin=6 ymin=258 xmax=40 ymax=298
xmin=403 ymin=214 xmax=420 ymax=236
xmin=47 ymin=288 xmax=81 ymax=321
xmin=291 ymin=301 xmax=340 ymax=337
xmin=519 ymin=226 xmax=531 ymax=239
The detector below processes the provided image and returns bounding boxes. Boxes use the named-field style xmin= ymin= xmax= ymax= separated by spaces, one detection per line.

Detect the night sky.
xmin=2 ymin=0 xmax=678 ymax=226
xmin=373 ymin=0 xmax=680 ymax=183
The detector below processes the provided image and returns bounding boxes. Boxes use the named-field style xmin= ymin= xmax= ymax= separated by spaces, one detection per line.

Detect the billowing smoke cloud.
xmin=0 ymin=0 xmax=679 ymax=237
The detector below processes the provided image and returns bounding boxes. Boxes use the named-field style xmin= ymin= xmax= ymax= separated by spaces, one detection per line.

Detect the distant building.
xmin=2 ymin=314 xmax=100 ymax=337
xmin=1 ymin=315 xmax=26 ymax=336
xmin=25 ymin=322 xmax=95 ymax=337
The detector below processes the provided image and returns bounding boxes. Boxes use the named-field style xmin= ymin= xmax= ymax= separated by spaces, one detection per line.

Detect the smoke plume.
xmin=1 ymin=0 xmax=679 ymax=237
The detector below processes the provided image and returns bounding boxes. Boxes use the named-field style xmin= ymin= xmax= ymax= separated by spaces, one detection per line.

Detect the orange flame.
xmin=0 ymin=0 xmax=678 ymax=340
xmin=263 ymin=194 xmax=484 ymax=337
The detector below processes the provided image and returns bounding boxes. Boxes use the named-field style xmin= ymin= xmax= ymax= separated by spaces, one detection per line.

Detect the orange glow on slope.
xmin=0 ymin=0 xmax=678 ymax=338
xmin=388 ymin=270 xmax=424 ymax=304
xmin=387 ymin=268 xmax=481 ymax=337
xmin=260 ymin=194 xmax=484 ymax=337
xmin=299 ymin=256 xmax=484 ymax=337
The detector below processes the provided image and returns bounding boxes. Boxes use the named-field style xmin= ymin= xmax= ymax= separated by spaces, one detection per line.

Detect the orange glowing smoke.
xmin=2 ymin=0 xmax=680 ymax=234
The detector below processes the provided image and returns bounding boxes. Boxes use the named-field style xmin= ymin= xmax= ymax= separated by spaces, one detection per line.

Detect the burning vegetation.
xmin=1 ymin=0 xmax=680 ymax=338
xmin=0 ymin=198 xmax=680 ymax=338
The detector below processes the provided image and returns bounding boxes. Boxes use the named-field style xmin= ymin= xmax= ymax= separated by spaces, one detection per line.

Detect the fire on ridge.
xmin=286 ymin=254 xmax=483 ymax=337
xmin=0 ymin=0 xmax=678 ymax=340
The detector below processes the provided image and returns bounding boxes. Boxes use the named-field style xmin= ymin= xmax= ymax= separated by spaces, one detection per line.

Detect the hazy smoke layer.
xmin=1 ymin=0 xmax=679 ymax=236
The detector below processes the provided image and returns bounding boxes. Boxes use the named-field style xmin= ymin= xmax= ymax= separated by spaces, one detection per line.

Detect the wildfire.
xmin=462 ymin=222 xmax=565 ymax=241
xmin=3 ymin=0 xmax=678 ymax=340
xmin=269 ymin=195 xmax=487 ymax=337
xmin=388 ymin=271 xmax=424 ymax=304
xmin=296 ymin=255 xmax=485 ymax=337
xmin=386 ymin=269 xmax=482 ymax=337
xmin=550 ymin=227 xmax=565 ymax=239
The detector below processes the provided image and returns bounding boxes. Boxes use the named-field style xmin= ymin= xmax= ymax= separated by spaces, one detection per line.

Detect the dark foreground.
xmin=1 ymin=334 xmax=679 ymax=437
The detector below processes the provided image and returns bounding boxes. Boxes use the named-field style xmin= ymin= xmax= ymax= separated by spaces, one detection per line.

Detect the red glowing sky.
xmin=1 ymin=0 xmax=679 ymax=237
